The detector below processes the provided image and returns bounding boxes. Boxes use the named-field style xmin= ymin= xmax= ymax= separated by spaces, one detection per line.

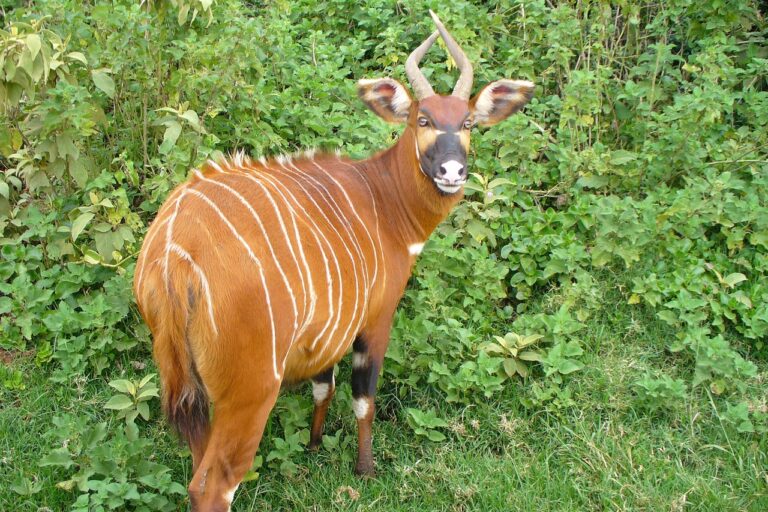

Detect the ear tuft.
xmin=357 ymin=78 xmax=412 ymax=124
xmin=471 ymin=79 xmax=534 ymax=127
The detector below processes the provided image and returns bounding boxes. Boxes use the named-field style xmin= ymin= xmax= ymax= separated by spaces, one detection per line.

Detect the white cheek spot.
xmin=408 ymin=243 xmax=424 ymax=256
xmin=352 ymin=397 xmax=369 ymax=419
xmin=312 ymin=382 xmax=330 ymax=404
xmin=352 ymin=352 xmax=368 ymax=369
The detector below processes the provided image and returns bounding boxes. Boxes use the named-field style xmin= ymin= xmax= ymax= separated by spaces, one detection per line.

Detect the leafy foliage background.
xmin=1 ymin=0 xmax=766 ymax=510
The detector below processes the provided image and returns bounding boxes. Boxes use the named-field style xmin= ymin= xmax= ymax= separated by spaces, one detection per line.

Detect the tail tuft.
xmin=165 ymin=371 xmax=210 ymax=450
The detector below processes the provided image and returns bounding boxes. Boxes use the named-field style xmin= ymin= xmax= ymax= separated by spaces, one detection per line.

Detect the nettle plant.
xmin=104 ymin=373 xmax=160 ymax=425
xmin=483 ymin=332 xmax=545 ymax=379
xmin=40 ymin=415 xmax=185 ymax=512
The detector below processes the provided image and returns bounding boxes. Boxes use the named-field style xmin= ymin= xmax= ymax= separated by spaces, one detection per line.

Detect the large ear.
xmin=357 ymin=78 xmax=412 ymax=123
xmin=470 ymin=80 xmax=534 ymax=127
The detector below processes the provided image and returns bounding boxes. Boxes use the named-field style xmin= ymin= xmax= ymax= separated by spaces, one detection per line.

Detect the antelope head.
xmin=357 ymin=11 xmax=535 ymax=196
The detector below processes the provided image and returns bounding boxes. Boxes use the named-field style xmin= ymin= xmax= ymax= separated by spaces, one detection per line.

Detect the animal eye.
xmin=463 ymin=119 xmax=473 ymax=130
xmin=418 ymin=117 xmax=429 ymax=127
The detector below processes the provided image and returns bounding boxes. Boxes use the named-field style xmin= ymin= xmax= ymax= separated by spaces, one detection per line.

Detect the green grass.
xmin=2 ymin=293 xmax=766 ymax=511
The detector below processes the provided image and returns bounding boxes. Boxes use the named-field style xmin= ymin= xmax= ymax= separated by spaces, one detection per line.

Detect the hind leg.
xmin=308 ymin=366 xmax=335 ymax=450
xmin=188 ymin=384 xmax=280 ymax=512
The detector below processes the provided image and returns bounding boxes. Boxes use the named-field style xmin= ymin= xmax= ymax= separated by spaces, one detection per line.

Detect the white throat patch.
xmin=408 ymin=243 xmax=424 ymax=256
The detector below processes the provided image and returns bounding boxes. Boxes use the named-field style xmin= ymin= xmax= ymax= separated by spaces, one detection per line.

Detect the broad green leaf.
xmin=519 ymin=350 xmax=543 ymax=362
xmin=610 ymin=150 xmax=637 ymax=166
xmin=520 ymin=334 xmax=544 ymax=347
xmin=66 ymin=51 xmax=87 ymax=65
xmin=722 ymin=273 xmax=747 ymax=288
xmin=26 ymin=34 xmax=42 ymax=60
xmin=139 ymin=373 xmax=156 ymax=388
xmin=577 ymin=175 xmax=609 ymax=189
xmin=427 ymin=430 xmax=446 ymax=442
xmin=178 ymin=4 xmax=190 ymax=25
xmin=159 ymin=121 xmax=182 ymax=154
xmin=40 ymin=448 xmax=73 ymax=468
xmin=502 ymin=358 xmax=517 ymax=377
xmin=104 ymin=394 xmax=134 ymax=410
xmin=514 ymin=359 xmax=530 ymax=378
xmin=70 ymin=212 xmax=94 ymax=242
xmin=126 ymin=409 xmax=140 ymax=424
xmin=91 ymin=69 xmax=115 ymax=98
xmin=558 ymin=360 xmax=584 ymax=375
xmin=18 ymin=48 xmax=34 ymax=77
xmin=10 ymin=475 xmax=42 ymax=496
xmin=488 ymin=178 xmax=513 ymax=189
xmin=137 ymin=388 xmax=159 ymax=400
xmin=180 ymin=109 xmax=203 ymax=131
xmin=137 ymin=401 xmax=150 ymax=421
xmin=82 ymin=249 xmax=102 ymax=265
xmin=109 ymin=379 xmax=135 ymax=395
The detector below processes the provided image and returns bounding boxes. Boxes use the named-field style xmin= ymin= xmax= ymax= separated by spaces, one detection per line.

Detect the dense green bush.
xmin=1 ymin=0 xmax=766 ymax=508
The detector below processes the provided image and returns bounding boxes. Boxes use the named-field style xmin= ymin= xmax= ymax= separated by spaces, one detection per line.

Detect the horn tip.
xmin=429 ymin=10 xmax=441 ymax=24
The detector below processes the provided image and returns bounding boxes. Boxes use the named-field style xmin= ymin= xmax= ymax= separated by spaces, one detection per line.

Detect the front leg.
xmin=351 ymin=336 xmax=383 ymax=476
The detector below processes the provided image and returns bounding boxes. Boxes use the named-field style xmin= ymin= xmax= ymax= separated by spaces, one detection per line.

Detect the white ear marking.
xmin=357 ymin=78 xmax=412 ymax=121
xmin=473 ymin=79 xmax=534 ymax=124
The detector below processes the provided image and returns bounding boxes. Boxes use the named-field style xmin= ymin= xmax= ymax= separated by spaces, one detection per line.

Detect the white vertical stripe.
xmin=335 ymin=157 xmax=388 ymax=289
xmin=309 ymin=159 xmax=384 ymax=361
xmin=295 ymin=160 xmax=370 ymax=289
xmin=168 ymin=242 xmax=218 ymax=335
xmin=268 ymin=161 xmax=355 ymax=357
xmin=135 ymin=181 xmax=188 ymax=296
xmin=186 ymin=187 xmax=281 ymax=381
xmin=135 ymin=216 xmax=169 ymax=297
xmin=193 ymin=170 xmax=300 ymax=337
xmin=310 ymin=159 xmax=379 ymax=292
xmin=224 ymin=483 xmax=239 ymax=508
xmin=163 ymin=189 xmax=187 ymax=291
xmin=250 ymin=164 xmax=340 ymax=367
xmin=223 ymin=161 xmax=317 ymax=332
xmin=278 ymin=160 xmax=366 ymax=362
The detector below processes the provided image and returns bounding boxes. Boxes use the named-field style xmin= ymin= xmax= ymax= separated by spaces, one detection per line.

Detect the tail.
xmin=143 ymin=276 xmax=210 ymax=449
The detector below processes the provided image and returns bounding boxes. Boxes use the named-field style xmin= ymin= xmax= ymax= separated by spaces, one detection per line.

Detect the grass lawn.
xmin=2 ymin=286 xmax=766 ymax=512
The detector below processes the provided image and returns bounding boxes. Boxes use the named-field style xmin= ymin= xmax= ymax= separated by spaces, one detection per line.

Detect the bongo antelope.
xmin=134 ymin=11 xmax=533 ymax=511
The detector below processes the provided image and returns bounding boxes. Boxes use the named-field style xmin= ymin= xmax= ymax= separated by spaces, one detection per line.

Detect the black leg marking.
xmin=351 ymin=337 xmax=379 ymax=399
xmin=312 ymin=366 xmax=334 ymax=385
